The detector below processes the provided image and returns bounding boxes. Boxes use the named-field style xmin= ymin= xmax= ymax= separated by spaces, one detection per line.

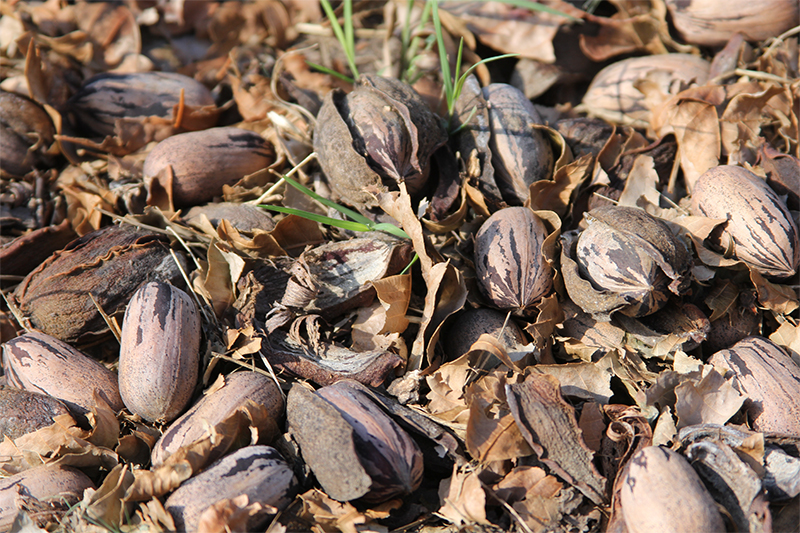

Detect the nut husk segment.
xmin=2 ymin=330 xmax=124 ymax=416
xmin=474 ymin=207 xmax=553 ymax=311
xmin=314 ymin=74 xmax=447 ymax=208
xmin=119 ymin=281 xmax=201 ymax=423
xmin=165 ymin=445 xmax=297 ymax=532
xmin=287 ymin=380 xmax=424 ymax=503
xmin=620 ymin=446 xmax=725 ymax=533
xmin=709 ymin=336 xmax=800 ymax=436
xmin=11 ymin=224 xmax=184 ymax=345
xmin=483 ymin=83 xmax=554 ymax=205
xmin=690 ymin=165 xmax=799 ymax=279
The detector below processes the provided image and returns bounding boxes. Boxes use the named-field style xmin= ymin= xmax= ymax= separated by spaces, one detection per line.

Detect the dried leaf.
xmin=674 ymin=366 xmax=746 ymax=429
xmin=437 ymin=465 xmax=489 ymax=526
xmin=465 ymin=373 xmax=533 ymax=463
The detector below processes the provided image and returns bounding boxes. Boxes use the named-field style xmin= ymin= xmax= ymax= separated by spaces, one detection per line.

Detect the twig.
xmin=247 ymin=152 xmax=317 ymax=206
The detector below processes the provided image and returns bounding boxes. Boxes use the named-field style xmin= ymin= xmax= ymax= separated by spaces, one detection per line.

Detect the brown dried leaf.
xmin=441 ymin=1 xmax=583 ymax=63
xmin=748 ymin=266 xmax=800 ymax=315
xmin=507 ymin=373 xmax=607 ymax=505
xmin=674 ymin=366 xmax=746 ymax=429
xmin=438 ymin=465 xmax=489 ymax=526
xmin=426 ymin=354 xmax=471 ymax=426
xmin=580 ymin=0 xmax=695 ymax=61
xmin=465 ymin=373 xmax=533 ymax=463
xmin=298 ymin=489 xmax=393 ymax=533
xmin=534 ymin=353 xmax=615 ymax=404
xmin=649 ymin=87 xmax=723 ymax=191
xmin=770 ymin=321 xmax=800 ymax=362
xmin=528 ymin=153 xmax=591 ymax=217
xmin=197 ymin=495 xmax=267 ymax=533
xmin=0 ymin=411 xmax=117 ymax=475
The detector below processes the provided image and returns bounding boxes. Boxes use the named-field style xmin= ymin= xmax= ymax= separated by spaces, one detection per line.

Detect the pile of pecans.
xmin=1 ymin=1 xmax=799 ymax=532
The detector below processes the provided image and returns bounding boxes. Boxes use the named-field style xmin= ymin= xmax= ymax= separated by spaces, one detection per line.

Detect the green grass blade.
xmin=320 ymin=0 xmax=359 ymax=78
xmin=370 ymin=222 xmax=411 ymax=240
xmin=430 ymin=0 xmax=453 ymax=106
xmin=306 ymin=61 xmax=354 ymax=83
xmin=454 ymin=53 xmax=518 ymax=99
xmin=261 ymin=205 xmax=372 ymax=233
xmin=280 ymin=174 xmax=374 ymax=226
xmin=344 ymin=0 xmax=356 ymax=75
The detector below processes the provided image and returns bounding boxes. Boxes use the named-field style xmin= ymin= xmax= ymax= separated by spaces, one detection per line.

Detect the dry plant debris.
xmin=0 ymin=0 xmax=799 ymax=532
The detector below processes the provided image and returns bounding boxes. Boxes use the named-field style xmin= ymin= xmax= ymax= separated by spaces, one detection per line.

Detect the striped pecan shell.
xmin=118 ymin=281 xmax=201 ymax=423
xmin=709 ymin=336 xmax=800 ymax=436
xmin=483 ymin=83 xmax=554 ymax=205
xmin=690 ymin=165 xmax=799 ymax=279
xmin=621 ymin=446 xmax=725 ymax=533
xmin=2 ymin=330 xmax=124 ymax=417
xmin=165 ymin=445 xmax=297 ymax=532
xmin=474 ymin=207 xmax=553 ymax=311
xmin=143 ymin=127 xmax=275 ymax=208
xmin=67 ymin=71 xmax=216 ymax=138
